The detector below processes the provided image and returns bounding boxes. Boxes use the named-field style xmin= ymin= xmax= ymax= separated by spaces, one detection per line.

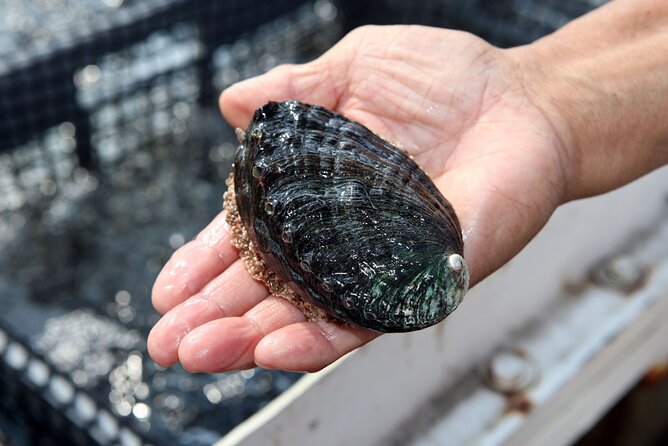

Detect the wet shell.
xmin=230 ymin=100 xmax=468 ymax=333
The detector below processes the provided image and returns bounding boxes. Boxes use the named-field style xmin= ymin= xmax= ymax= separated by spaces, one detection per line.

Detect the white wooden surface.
xmin=403 ymin=222 xmax=668 ymax=446
xmin=217 ymin=166 xmax=668 ymax=446
xmin=508 ymin=283 xmax=668 ymax=446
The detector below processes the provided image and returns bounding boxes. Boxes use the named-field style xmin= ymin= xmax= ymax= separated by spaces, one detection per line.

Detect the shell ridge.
xmin=232 ymin=100 xmax=468 ymax=332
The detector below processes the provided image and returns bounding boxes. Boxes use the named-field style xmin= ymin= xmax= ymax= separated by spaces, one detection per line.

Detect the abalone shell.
xmin=232 ymin=100 xmax=468 ymax=333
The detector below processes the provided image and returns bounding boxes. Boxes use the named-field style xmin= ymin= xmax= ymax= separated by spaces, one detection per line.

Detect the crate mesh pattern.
xmin=0 ymin=0 xmax=606 ymax=444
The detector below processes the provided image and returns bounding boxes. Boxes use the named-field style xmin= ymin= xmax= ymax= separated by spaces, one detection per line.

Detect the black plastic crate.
xmin=0 ymin=1 xmax=342 ymax=444
xmin=0 ymin=0 xmax=605 ymax=444
xmin=339 ymin=0 xmax=606 ymax=46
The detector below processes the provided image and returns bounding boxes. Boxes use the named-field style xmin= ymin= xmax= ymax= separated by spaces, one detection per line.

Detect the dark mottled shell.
xmin=233 ymin=100 xmax=468 ymax=332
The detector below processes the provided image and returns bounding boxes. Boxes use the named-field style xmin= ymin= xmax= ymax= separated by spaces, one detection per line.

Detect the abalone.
xmin=226 ymin=100 xmax=468 ymax=333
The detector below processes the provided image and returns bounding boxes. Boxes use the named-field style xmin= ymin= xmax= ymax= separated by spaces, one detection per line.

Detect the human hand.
xmin=147 ymin=24 xmax=593 ymax=372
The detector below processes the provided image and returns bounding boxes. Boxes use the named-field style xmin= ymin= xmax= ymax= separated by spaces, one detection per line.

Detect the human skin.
xmin=148 ymin=0 xmax=668 ymax=373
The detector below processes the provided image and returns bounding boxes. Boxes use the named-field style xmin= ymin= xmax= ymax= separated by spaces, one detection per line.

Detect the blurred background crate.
xmin=0 ymin=0 xmax=611 ymax=445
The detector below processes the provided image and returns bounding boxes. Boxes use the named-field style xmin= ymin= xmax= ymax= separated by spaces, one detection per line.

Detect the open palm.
xmin=148 ymin=25 xmax=570 ymax=372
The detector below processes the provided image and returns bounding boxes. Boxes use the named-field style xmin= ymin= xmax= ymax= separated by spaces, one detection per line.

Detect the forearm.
xmin=509 ymin=0 xmax=668 ymax=200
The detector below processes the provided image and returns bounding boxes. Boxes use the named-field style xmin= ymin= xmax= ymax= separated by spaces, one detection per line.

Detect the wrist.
xmin=503 ymin=43 xmax=583 ymax=202
xmin=507 ymin=16 xmax=668 ymax=201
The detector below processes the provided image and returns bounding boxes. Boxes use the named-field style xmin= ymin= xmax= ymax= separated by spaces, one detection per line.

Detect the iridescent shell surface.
xmin=233 ymin=100 xmax=468 ymax=333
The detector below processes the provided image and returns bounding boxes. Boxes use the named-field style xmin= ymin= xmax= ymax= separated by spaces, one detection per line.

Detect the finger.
xmin=177 ymin=295 xmax=307 ymax=372
xmin=254 ymin=320 xmax=378 ymax=373
xmin=147 ymin=259 xmax=268 ymax=366
xmin=152 ymin=211 xmax=237 ymax=315
xmin=219 ymin=61 xmax=342 ymax=129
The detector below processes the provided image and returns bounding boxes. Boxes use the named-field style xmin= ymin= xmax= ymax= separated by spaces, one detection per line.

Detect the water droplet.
xmin=115 ymin=290 xmax=131 ymax=305
xmin=300 ymin=260 xmax=311 ymax=273
xmin=169 ymin=233 xmax=185 ymax=249
xmin=264 ymin=200 xmax=274 ymax=215
xmin=58 ymin=122 xmax=76 ymax=138
xmin=314 ymin=0 xmax=337 ymax=21
xmin=281 ymin=230 xmax=292 ymax=243
xmin=279 ymin=131 xmax=293 ymax=144
xmin=343 ymin=297 xmax=354 ymax=309
xmin=132 ymin=402 xmax=151 ymax=420
xmin=251 ymin=128 xmax=263 ymax=140
xmin=322 ymin=278 xmax=333 ymax=293
xmin=39 ymin=180 xmax=57 ymax=196
xmin=252 ymin=164 xmax=263 ymax=178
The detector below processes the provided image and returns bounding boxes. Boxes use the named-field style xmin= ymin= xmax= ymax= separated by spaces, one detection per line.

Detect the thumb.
xmin=219 ymin=61 xmax=342 ymax=129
